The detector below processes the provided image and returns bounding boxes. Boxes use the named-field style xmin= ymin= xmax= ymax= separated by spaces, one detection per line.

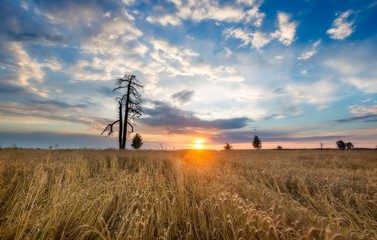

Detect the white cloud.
xmin=223 ymin=28 xmax=271 ymax=49
xmin=191 ymin=5 xmax=244 ymax=22
xmin=102 ymin=17 xmax=142 ymax=38
xmin=122 ymin=0 xmax=136 ymax=5
xmin=251 ymin=31 xmax=272 ymax=49
xmin=287 ymin=80 xmax=337 ymax=109
xmin=146 ymin=14 xmax=182 ymax=26
xmin=245 ymin=7 xmax=265 ymax=27
xmin=299 ymin=50 xmax=316 ymax=60
xmin=42 ymin=57 xmax=63 ymax=71
xmin=224 ymin=12 xmax=297 ymax=49
xmin=102 ymin=12 xmax=111 ymax=18
xmin=6 ymin=42 xmax=44 ymax=86
xmin=273 ymin=12 xmax=298 ymax=46
xmin=224 ymin=28 xmax=253 ymax=46
xmin=237 ymin=0 xmax=263 ymax=6
xmin=347 ymin=77 xmax=377 ymax=93
xmin=327 ymin=10 xmax=355 ymax=40
xmin=349 ymin=105 xmax=377 ymax=116
xmin=324 ymin=46 xmax=377 ymax=93
xmin=149 ymin=0 xmax=265 ymax=27
xmin=3 ymin=42 xmax=51 ymax=97
xmin=299 ymin=39 xmax=321 ymax=60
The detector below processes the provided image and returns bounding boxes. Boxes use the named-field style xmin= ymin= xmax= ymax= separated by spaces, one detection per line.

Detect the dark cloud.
xmin=0 ymin=131 xmax=116 ymax=149
xmin=6 ymin=31 xmax=65 ymax=43
xmin=141 ymin=101 xmax=251 ymax=131
xmin=272 ymin=87 xmax=285 ymax=94
xmin=171 ymin=90 xmax=194 ymax=104
xmin=0 ymin=83 xmax=25 ymax=94
xmin=209 ymin=130 xmax=352 ymax=144
xmin=27 ymin=99 xmax=95 ymax=110
xmin=335 ymin=114 xmax=377 ymax=123
xmin=0 ymin=100 xmax=112 ymax=128
xmin=0 ymin=0 xmax=65 ymax=44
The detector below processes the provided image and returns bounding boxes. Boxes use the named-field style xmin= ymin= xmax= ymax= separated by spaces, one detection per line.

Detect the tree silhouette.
xmin=224 ymin=143 xmax=233 ymax=150
xmin=253 ymin=135 xmax=262 ymax=150
xmin=346 ymin=142 xmax=354 ymax=150
xmin=277 ymin=146 xmax=283 ymax=150
xmin=336 ymin=140 xmax=346 ymax=150
xmin=131 ymin=133 xmax=143 ymax=149
xmin=102 ymin=75 xmax=143 ymax=149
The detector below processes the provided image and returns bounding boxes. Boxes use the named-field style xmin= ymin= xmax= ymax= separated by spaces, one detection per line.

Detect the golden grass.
xmin=0 ymin=149 xmax=376 ymax=239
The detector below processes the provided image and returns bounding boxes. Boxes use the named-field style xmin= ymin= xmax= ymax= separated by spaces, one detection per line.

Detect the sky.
xmin=0 ymin=0 xmax=377 ymax=150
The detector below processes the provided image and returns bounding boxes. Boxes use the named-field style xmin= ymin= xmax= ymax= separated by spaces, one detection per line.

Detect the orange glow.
xmin=194 ymin=139 xmax=205 ymax=149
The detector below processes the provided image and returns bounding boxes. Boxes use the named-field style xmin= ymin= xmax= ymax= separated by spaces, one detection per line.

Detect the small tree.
xmin=319 ymin=141 xmax=324 ymax=149
xmin=253 ymin=135 xmax=262 ymax=150
xmin=224 ymin=143 xmax=233 ymax=150
xmin=336 ymin=140 xmax=346 ymax=150
xmin=277 ymin=146 xmax=283 ymax=150
xmin=346 ymin=142 xmax=354 ymax=150
xmin=131 ymin=133 xmax=143 ymax=149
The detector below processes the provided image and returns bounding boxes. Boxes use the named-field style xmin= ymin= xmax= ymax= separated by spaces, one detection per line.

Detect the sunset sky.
xmin=0 ymin=0 xmax=376 ymax=149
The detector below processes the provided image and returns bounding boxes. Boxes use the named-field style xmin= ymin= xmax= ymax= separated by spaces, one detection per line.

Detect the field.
xmin=0 ymin=149 xmax=376 ymax=240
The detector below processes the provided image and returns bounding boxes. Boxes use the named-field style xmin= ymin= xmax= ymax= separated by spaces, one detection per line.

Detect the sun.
xmin=194 ymin=139 xmax=205 ymax=149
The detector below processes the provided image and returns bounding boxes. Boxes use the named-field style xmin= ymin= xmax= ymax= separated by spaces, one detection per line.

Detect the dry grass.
xmin=0 ymin=149 xmax=376 ymax=239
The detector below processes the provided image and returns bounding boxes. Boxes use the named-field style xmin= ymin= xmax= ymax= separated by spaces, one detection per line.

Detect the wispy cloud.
xmin=299 ymin=40 xmax=321 ymax=60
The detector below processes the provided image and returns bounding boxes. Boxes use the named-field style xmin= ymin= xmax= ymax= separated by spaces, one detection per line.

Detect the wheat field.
xmin=0 ymin=149 xmax=376 ymax=239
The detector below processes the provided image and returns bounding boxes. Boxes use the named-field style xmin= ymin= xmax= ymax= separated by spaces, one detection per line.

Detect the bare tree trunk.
xmin=118 ymin=101 xmax=123 ymax=149
xmin=121 ymin=78 xmax=132 ymax=149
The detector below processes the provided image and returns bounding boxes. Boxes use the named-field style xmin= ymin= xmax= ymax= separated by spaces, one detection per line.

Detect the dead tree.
xmin=102 ymin=75 xmax=143 ymax=149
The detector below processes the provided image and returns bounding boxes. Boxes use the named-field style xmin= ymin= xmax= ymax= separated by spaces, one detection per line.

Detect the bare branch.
xmin=101 ymin=120 xmax=119 ymax=136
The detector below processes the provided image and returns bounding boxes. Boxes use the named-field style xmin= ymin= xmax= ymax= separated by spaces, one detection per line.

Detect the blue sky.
xmin=0 ymin=0 xmax=376 ymax=149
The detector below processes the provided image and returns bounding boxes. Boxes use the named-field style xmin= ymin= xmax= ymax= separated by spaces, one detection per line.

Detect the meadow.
xmin=0 ymin=149 xmax=376 ymax=239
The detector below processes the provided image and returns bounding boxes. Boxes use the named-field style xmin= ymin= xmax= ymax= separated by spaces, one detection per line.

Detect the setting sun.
xmin=194 ymin=139 xmax=205 ymax=149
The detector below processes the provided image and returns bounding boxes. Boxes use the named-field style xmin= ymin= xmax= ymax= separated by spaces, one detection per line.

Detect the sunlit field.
xmin=0 ymin=149 xmax=376 ymax=239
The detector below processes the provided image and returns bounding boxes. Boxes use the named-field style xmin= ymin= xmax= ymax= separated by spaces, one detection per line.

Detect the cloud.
xmin=286 ymin=80 xmax=337 ymax=109
xmin=146 ymin=14 xmax=182 ymax=26
xmin=148 ymin=0 xmax=264 ymax=27
xmin=324 ymin=43 xmax=377 ymax=93
xmin=0 ymin=100 xmax=110 ymax=131
xmin=0 ymin=131 xmax=116 ymax=149
xmin=224 ymin=12 xmax=297 ymax=49
xmin=0 ymin=1 xmax=65 ymax=44
xmin=245 ymin=7 xmax=265 ymax=27
xmin=327 ymin=10 xmax=355 ymax=40
xmin=335 ymin=115 xmax=377 ymax=123
xmin=209 ymin=130 xmax=351 ymax=144
xmin=336 ymin=105 xmax=377 ymax=123
xmin=5 ymin=42 xmax=44 ymax=86
xmin=299 ymin=40 xmax=321 ymax=60
xmin=251 ymin=31 xmax=272 ymax=49
xmin=350 ymin=105 xmax=377 ymax=116
xmin=141 ymin=101 xmax=251 ymax=131
xmin=273 ymin=12 xmax=298 ymax=46
xmin=171 ymin=90 xmax=194 ymax=104
xmin=0 ymin=83 xmax=25 ymax=94
xmin=223 ymin=28 xmax=272 ymax=49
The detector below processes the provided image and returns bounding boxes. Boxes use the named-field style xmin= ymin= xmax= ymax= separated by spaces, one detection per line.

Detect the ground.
xmin=0 ymin=149 xmax=376 ymax=239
